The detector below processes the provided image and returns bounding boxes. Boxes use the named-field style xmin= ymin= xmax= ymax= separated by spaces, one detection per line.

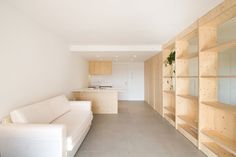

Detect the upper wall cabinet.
xmin=89 ymin=61 xmax=112 ymax=75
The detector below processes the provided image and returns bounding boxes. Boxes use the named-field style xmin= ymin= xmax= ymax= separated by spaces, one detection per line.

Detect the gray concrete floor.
xmin=75 ymin=101 xmax=206 ymax=157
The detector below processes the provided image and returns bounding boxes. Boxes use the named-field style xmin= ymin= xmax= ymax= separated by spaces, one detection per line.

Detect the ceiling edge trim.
xmin=69 ymin=45 xmax=162 ymax=52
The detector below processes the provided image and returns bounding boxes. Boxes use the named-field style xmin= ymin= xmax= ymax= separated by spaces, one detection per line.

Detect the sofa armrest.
xmin=0 ymin=124 xmax=66 ymax=157
xmin=69 ymin=101 xmax=92 ymax=112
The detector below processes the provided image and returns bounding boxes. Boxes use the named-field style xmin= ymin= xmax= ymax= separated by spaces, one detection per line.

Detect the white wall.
xmin=89 ymin=62 xmax=144 ymax=101
xmin=0 ymin=1 xmax=88 ymax=119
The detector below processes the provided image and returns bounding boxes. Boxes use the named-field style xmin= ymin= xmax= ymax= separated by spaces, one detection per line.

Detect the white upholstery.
xmin=52 ymin=109 xmax=93 ymax=151
xmin=0 ymin=95 xmax=93 ymax=157
xmin=10 ymin=95 xmax=71 ymax=123
xmin=49 ymin=95 xmax=71 ymax=119
xmin=0 ymin=124 xmax=66 ymax=157
xmin=70 ymin=101 xmax=92 ymax=111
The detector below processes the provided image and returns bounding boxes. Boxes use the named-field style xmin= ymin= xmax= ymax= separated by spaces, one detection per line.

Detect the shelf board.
xmin=201 ymin=40 xmax=236 ymax=53
xmin=201 ymin=101 xmax=236 ymax=115
xmin=178 ymin=115 xmax=198 ymax=129
xmin=164 ymin=90 xmax=175 ymax=95
xmin=202 ymin=142 xmax=235 ymax=157
xmin=202 ymin=130 xmax=236 ymax=155
xmin=178 ymin=124 xmax=198 ymax=146
xmin=177 ymin=76 xmax=198 ymax=78
xmin=201 ymin=75 xmax=236 ymax=78
xmin=164 ymin=113 xmax=175 ymax=127
xmin=164 ymin=76 xmax=175 ymax=78
xmin=177 ymin=53 xmax=198 ymax=60
xmin=164 ymin=106 xmax=175 ymax=113
xmin=177 ymin=94 xmax=198 ymax=102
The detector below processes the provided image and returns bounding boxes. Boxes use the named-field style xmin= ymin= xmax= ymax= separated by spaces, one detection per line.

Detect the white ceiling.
xmin=76 ymin=51 xmax=159 ymax=63
xmin=5 ymin=0 xmax=223 ymax=61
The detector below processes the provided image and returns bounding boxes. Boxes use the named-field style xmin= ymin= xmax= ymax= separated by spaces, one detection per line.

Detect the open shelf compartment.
xmin=202 ymin=142 xmax=235 ymax=157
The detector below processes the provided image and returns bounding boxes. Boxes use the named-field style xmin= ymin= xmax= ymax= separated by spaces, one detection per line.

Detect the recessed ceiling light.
xmin=96 ymin=55 xmax=100 ymax=58
xmin=133 ymin=55 xmax=137 ymax=58
xmin=115 ymin=55 xmax=119 ymax=58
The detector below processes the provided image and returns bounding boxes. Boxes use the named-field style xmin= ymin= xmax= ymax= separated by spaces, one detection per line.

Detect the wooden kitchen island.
xmin=73 ymin=89 xmax=118 ymax=114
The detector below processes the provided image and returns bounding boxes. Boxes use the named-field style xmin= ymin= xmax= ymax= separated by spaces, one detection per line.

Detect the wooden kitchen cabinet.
xmin=73 ymin=90 xmax=118 ymax=114
xmin=89 ymin=61 xmax=112 ymax=75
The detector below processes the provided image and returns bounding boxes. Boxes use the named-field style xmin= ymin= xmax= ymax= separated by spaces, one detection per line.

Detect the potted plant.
xmin=165 ymin=50 xmax=176 ymax=91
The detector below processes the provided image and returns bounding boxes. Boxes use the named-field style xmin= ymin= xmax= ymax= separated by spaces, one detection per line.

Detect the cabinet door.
xmin=89 ymin=61 xmax=112 ymax=75
xmin=89 ymin=61 xmax=95 ymax=75
xmin=101 ymin=61 xmax=112 ymax=75
xmin=94 ymin=61 xmax=102 ymax=75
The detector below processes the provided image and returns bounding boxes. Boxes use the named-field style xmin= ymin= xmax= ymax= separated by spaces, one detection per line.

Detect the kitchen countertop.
xmin=73 ymin=88 xmax=119 ymax=92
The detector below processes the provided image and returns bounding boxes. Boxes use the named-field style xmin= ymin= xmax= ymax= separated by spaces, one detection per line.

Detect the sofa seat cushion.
xmin=10 ymin=95 xmax=71 ymax=124
xmin=52 ymin=109 xmax=93 ymax=151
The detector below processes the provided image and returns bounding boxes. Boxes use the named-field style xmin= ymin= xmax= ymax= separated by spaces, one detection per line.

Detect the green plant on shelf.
xmin=164 ymin=50 xmax=175 ymax=67
xmin=165 ymin=50 xmax=176 ymax=91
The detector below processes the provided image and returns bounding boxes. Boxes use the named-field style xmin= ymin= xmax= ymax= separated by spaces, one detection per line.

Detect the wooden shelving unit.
xmin=174 ymin=21 xmax=200 ymax=146
xmin=198 ymin=2 xmax=236 ymax=156
xmin=154 ymin=1 xmax=236 ymax=157
xmin=162 ymin=43 xmax=176 ymax=127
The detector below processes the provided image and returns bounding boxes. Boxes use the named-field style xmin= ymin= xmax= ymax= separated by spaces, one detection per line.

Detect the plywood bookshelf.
xmin=174 ymin=21 xmax=200 ymax=146
xmin=162 ymin=43 xmax=176 ymax=127
xmin=198 ymin=1 xmax=236 ymax=156
xmin=146 ymin=1 xmax=236 ymax=156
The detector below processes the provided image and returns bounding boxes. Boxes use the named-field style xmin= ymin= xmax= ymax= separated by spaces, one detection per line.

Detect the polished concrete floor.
xmin=75 ymin=101 xmax=206 ymax=157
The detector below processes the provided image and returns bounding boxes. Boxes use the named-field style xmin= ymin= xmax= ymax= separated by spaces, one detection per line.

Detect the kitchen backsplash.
xmin=89 ymin=75 xmax=113 ymax=87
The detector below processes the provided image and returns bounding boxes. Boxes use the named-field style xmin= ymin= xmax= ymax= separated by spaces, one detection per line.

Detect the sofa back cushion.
xmin=48 ymin=95 xmax=71 ymax=120
xmin=10 ymin=95 xmax=71 ymax=123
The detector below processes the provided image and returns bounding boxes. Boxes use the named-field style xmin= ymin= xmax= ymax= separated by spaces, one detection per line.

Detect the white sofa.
xmin=0 ymin=95 xmax=93 ymax=157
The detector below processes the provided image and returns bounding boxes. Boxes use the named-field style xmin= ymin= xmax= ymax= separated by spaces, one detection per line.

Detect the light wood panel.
xmin=89 ymin=61 xmax=112 ymax=75
xmin=164 ymin=106 xmax=175 ymax=114
xmin=202 ymin=142 xmax=235 ymax=157
xmin=177 ymin=94 xmax=198 ymax=102
xmin=178 ymin=124 xmax=198 ymax=146
xmin=177 ymin=53 xmax=198 ymax=60
xmin=144 ymin=60 xmax=149 ymax=104
xmin=178 ymin=115 xmax=198 ymax=129
xmin=201 ymin=40 xmax=236 ymax=53
xmin=144 ymin=53 xmax=163 ymax=115
xmin=199 ymin=0 xmax=236 ymax=27
xmin=202 ymin=101 xmax=236 ymax=115
xmin=73 ymin=90 xmax=118 ymax=114
xmin=155 ymin=54 xmax=163 ymax=114
xmin=202 ymin=130 xmax=236 ymax=155
xmin=164 ymin=113 xmax=175 ymax=127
